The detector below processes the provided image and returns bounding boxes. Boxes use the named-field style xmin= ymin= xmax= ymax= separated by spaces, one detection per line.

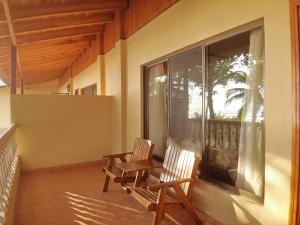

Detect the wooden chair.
xmin=126 ymin=145 xmax=202 ymax=225
xmin=102 ymin=137 xmax=154 ymax=192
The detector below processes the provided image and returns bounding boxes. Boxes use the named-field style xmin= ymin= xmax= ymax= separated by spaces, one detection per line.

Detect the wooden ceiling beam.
xmin=2 ymin=0 xmax=24 ymax=80
xmin=0 ymin=47 xmax=10 ymax=56
xmin=21 ymin=59 xmax=77 ymax=69
xmin=12 ymin=0 xmax=128 ymax=20
xmin=24 ymin=71 xmax=66 ymax=78
xmin=18 ymin=34 xmax=96 ymax=48
xmin=0 ymin=21 xmax=9 ymax=38
xmin=20 ymin=49 xmax=83 ymax=59
xmin=0 ymin=37 xmax=12 ymax=48
xmin=1 ymin=59 xmax=74 ymax=69
xmin=23 ymin=67 xmax=67 ymax=73
xmin=21 ymin=55 xmax=78 ymax=64
xmin=20 ymin=51 xmax=82 ymax=61
xmin=0 ymin=44 xmax=88 ymax=59
xmin=15 ymin=12 xmax=114 ymax=35
xmin=20 ymin=42 xmax=89 ymax=54
xmin=17 ymin=25 xmax=104 ymax=44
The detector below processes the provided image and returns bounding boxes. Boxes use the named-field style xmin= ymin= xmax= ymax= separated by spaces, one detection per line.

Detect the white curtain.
xmin=148 ymin=63 xmax=168 ymax=158
xmin=236 ymin=28 xmax=264 ymax=197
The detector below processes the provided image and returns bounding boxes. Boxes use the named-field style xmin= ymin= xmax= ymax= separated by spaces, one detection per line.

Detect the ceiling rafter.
xmin=17 ymin=24 xmax=105 ymax=45
xmin=11 ymin=0 xmax=128 ymax=21
xmin=15 ymin=12 xmax=114 ymax=35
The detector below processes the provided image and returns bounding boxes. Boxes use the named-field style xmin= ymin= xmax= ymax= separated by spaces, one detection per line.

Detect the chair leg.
xmin=152 ymin=186 xmax=168 ymax=225
xmin=102 ymin=174 xmax=110 ymax=192
xmin=173 ymin=184 xmax=203 ymax=225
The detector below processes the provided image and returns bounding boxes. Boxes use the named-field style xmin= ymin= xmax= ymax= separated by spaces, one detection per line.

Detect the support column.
xmin=100 ymin=55 xmax=106 ymax=95
xmin=120 ymin=40 xmax=127 ymax=151
xmin=20 ymin=78 xmax=24 ymax=94
xmin=69 ymin=67 xmax=74 ymax=95
xmin=10 ymin=46 xmax=16 ymax=94
xmin=99 ymin=34 xmax=106 ymax=95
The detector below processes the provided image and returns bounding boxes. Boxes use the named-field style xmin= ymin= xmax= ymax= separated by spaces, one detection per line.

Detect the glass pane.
xmin=169 ymin=47 xmax=203 ymax=155
xmin=145 ymin=62 xmax=168 ymax=159
xmin=206 ymin=29 xmax=264 ymax=197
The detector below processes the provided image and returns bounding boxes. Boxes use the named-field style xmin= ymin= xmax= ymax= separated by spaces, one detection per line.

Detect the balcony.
xmin=0 ymin=0 xmax=295 ymax=225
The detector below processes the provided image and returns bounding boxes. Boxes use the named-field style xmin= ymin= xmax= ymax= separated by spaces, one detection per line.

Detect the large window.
xmin=144 ymin=27 xmax=265 ymax=200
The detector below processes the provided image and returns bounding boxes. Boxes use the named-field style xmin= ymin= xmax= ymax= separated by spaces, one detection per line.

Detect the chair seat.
xmin=129 ymin=185 xmax=180 ymax=211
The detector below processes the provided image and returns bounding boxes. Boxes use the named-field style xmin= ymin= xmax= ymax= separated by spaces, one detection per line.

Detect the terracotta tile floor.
xmin=15 ymin=163 xmax=215 ymax=225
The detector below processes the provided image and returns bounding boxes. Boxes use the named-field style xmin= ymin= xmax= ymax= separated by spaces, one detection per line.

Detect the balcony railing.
xmin=0 ymin=125 xmax=18 ymax=224
xmin=187 ymin=118 xmax=263 ymax=184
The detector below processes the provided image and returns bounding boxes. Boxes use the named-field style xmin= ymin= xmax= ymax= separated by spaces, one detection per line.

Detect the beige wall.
xmin=125 ymin=0 xmax=292 ymax=225
xmin=11 ymin=95 xmax=113 ymax=170
xmin=73 ymin=56 xmax=101 ymax=95
xmin=59 ymin=56 xmax=102 ymax=95
xmin=24 ymin=79 xmax=59 ymax=95
xmin=104 ymin=42 xmax=123 ymax=153
xmin=0 ymin=87 xmax=11 ymax=129
xmin=58 ymin=82 xmax=68 ymax=94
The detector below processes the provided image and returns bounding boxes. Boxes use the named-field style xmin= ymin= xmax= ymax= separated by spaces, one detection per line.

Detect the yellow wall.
xmin=125 ymin=0 xmax=291 ymax=225
xmin=11 ymin=95 xmax=113 ymax=170
xmin=0 ymin=87 xmax=11 ymax=129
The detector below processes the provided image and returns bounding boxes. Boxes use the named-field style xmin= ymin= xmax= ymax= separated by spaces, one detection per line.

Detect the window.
xmin=144 ymin=27 xmax=265 ymax=200
xmin=81 ymin=84 xmax=97 ymax=96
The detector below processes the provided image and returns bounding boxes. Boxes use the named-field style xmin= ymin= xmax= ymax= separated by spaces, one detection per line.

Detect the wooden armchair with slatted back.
xmin=126 ymin=145 xmax=202 ymax=225
xmin=102 ymin=138 xmax=154 ymax=192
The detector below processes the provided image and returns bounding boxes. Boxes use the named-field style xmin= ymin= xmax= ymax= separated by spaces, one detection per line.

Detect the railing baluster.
xmin=0 ymin=125 xmax=18 ymax=224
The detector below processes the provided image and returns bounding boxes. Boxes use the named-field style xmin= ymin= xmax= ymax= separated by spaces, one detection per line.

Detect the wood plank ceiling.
xmin=0 ymin=0 xmax=178 ymax=86
xmin=0 ymin=0 xmax=128 ymax=85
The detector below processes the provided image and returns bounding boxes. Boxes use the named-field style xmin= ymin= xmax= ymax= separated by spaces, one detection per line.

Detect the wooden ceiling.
xmin=0 ymin=0 xmax=178 ymax=86
xmin=0 ymin=0 xmax=128 ymax=85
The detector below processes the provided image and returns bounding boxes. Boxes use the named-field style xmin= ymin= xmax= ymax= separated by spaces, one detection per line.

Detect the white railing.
xmin=0 ymin=125 xmax=18 ymax=225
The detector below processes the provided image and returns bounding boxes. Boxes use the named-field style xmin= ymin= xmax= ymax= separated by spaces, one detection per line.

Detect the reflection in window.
xmin=169 ymin=47 xmax=203 ymax=154
xmin=206 ymin=29 xmax=264 ymax=198
xmin=145 ymin=62 xmax=168 ymax=159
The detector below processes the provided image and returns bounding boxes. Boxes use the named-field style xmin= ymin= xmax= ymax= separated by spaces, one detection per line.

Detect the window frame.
xmin=142 ymin=18 xmax=265 ymax=203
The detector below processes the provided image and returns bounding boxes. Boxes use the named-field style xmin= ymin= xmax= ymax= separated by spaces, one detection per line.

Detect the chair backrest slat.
xmin=160 ymin=145 xmax=199 ymax=195
xmin=130 ymin=138 xmax=153 ymax=162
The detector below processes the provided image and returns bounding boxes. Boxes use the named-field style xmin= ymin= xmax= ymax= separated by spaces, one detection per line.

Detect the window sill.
xmin=196 ymin=178 xmax=264 ymax=205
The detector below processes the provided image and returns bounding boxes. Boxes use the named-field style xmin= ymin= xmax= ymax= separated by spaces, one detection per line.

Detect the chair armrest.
xmin=147 ymin=178 xmax=194 ymax=191
xmin=103 ymin=152 xmax=133 ymax=159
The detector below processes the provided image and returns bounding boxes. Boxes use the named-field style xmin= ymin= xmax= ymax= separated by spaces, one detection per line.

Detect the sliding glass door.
xmin=144 ymin=26 xmax=264 ymax=200
xmin=169 ymin=47 xmax=203 ymax=154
